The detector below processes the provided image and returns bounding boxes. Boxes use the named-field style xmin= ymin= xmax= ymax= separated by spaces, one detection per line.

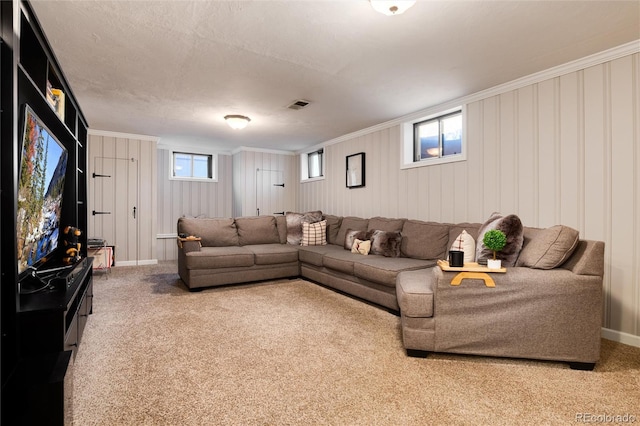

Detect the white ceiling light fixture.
xmin=224 ymin=114 xmax=251 ymax=130
xmin=370 ymin=0 xmax=416 ymax=16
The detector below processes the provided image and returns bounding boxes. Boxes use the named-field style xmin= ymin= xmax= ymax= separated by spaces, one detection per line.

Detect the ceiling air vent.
xmin=287 ymin=99 xmax=310 ymax=110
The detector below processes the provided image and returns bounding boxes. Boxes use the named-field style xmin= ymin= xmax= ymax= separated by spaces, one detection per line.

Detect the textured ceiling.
xmin=31 ymin=0 xmax=640 ymax=153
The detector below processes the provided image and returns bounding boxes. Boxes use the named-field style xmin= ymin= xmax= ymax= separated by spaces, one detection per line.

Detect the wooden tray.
xmin=437 ymin=259 xmax=506 ymax=273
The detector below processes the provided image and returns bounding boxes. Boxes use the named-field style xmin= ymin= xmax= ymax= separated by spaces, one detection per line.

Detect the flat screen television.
xmin=16 ymin=105 xmax=69 ymax=277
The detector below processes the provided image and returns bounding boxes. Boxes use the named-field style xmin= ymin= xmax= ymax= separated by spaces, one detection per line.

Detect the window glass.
xmin=174 ymin=153 xmax=192 ymax=177
xmin=192 ymin=154 xmax=210 ymax=179
xmin=172 ymin=151 xmax=215 ymax=180
xmin=308 ymin=150 xmax=323 ymax=178
xmin=414 ymin=111 xmax=462 ymax=161
xmin=442 ymin=114 xmax=462 ymax=156
xmin=301 ymin=148 xmax=325 ymax=182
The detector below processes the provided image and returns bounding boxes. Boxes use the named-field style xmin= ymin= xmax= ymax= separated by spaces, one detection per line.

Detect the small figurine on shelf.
xmin=62 ymin=225 xmax=82 ymax=265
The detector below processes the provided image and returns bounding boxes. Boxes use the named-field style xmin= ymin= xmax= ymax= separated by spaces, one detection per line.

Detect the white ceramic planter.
xmin=487 ymin=259 xmax=502 ymax=270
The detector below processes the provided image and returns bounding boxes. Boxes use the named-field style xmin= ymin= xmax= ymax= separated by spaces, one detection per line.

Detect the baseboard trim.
xmin=602 ymin=328 xmax=640 ymax=348
xmin=115 ymin=259 xmax=158 ymax=267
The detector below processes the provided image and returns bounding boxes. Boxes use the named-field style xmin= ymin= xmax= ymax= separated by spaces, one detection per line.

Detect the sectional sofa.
xmin=177 ymin=212 xmax=604 ymax=369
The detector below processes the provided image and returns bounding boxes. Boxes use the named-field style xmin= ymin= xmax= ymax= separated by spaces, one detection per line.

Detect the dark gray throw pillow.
xmin=475 ymin=212 xmax=524 ymax=267
xmin=367 ymin=229 xmax=402 ymax=258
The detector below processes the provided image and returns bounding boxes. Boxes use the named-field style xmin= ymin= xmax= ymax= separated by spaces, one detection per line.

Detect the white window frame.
xmin=401 ymin=105 xmax=466 ymax=169
xmin=300 ymin=147 xmax=326 ymax=183
xmin=170 ymin=150 xmax=218 ymax=182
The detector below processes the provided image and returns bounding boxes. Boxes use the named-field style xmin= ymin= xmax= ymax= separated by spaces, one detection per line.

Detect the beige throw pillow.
xmin=351 ymin=239 xmax=371 ymax=255
xmin=449 ymin=230 xmax=476 ymax=263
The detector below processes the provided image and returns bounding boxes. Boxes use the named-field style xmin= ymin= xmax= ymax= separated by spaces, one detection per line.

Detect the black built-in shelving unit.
xmin=1 ymin=1 xmax=92 ymax=423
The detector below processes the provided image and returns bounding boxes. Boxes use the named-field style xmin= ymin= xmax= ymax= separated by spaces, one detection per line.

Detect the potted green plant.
xmin=483 ymin=229 xmax=506 ymax=269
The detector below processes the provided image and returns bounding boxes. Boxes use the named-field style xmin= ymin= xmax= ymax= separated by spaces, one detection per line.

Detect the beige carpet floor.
xmin=71 ymin=262 xmax=640 ymax=425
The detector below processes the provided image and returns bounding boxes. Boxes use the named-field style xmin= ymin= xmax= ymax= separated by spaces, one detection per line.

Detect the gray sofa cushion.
xmin=400 ymin=220 xmax=450 ymax=260
xmin=184 ymin=246 xmax=254 ymax=269
xmin=276 ymin=215 xmax=288 ymax=244
xmin=323 ymin=214 xmax=343 ymax=245
xmin=178 ymin=217 xmax=239 ymax=247
xmin=354 ymin=256 xmax=435 ymax=287
xmin=323 ymin=250 xmax=364 ymax=275
xmin=298 ymin=245 xmax=343 ymax=267
xmin=244 ymin=244 xmax=300 ymax=265
xmin=367 ymin=217 xmax=406 ymax=232
xmin=561 ymin=240 xmax=605 ymax=276
xmin=235 ymin=216 xmax=280 ymax=245
xmin=336 ymin=217 xmax=368 ymax=247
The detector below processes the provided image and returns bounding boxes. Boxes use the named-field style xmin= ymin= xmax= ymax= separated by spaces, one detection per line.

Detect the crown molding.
xmin=313 ymin=40 xmax=640 ymax=151
xmin=88 ymin=128 xmax=160 ymax=142
xmin=157 ymin=143 xmax=231 ymax=156
xmin=231 ymin=146 xmax=296 ymax=156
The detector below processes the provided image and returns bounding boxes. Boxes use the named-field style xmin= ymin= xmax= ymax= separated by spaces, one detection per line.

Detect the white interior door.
xmin=256 ymin=168 xmax=285 ymax=216
xmin=90 ymin=157 xmax=138 ymax=264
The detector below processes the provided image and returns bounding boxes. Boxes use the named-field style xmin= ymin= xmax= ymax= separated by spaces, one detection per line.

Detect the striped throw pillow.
xmin=301 ymin=220 xmax=327 ymax=246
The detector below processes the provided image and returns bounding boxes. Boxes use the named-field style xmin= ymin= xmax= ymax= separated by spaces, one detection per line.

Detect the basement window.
xmin=171 ymin=151 xmax=217 ymax=182
xmin=301 ymin=148 xmax=325 ymax=182
xmin=401 ymin=106 xmax=466 ymax=169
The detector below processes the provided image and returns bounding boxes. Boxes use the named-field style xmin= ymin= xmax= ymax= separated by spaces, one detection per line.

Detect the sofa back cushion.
xmin=235 ymin=216 xmax=280 ymax=245
xmin=367 ymin=217 xmax=406 ymax=233
xmin=276 ymin=215 xmax=288 ymax=244
xmin=178 ymin=217 xmax=239 ymax=247
xmin=323 ymin=215 xmax=343 ymax=245
xmin=561 ymin=239 xmax=605 ymax=276
xmin=336 ymin=217 xmax=369 ymax=247
xmin=516 ymin=225 xmax=579 ymax=269
xmin=401 ymin=220 xmax=450 ymax=260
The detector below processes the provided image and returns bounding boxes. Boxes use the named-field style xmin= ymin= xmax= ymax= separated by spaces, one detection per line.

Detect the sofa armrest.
xmin=432 ymin=265 xmax=603 ymax=362
xmin=561 ymin=239 xmax=605 ymax=276
xmin=177 ymin=237 xmax=202 ymax=253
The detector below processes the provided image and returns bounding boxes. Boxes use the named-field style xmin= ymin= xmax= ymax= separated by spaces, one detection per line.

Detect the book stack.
xmin=46 ymin=81 xmax=65 ymax=120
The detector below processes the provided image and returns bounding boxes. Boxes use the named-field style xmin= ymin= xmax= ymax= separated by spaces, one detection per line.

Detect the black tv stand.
xmin=18 ymin=256 xmax=93 ymax=355
xmin=8 ymin=257 xmax=93 ymax=425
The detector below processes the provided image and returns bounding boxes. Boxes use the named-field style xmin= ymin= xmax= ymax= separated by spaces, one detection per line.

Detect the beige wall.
xmin=298 ymin=51 xmax=640 ymax=345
